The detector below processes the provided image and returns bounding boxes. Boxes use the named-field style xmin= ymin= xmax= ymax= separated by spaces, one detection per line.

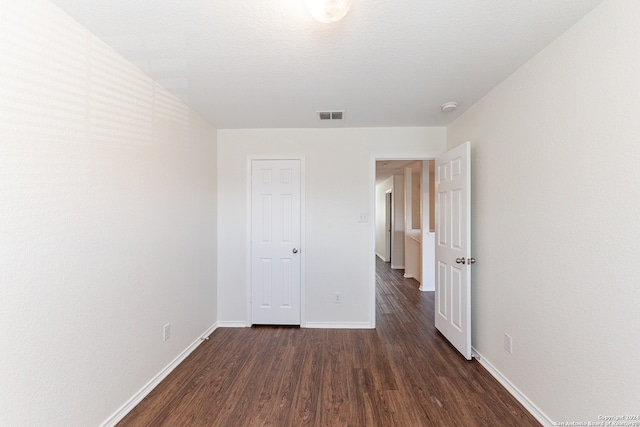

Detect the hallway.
xmin=118 ymin=258 xmax=540 ymax=426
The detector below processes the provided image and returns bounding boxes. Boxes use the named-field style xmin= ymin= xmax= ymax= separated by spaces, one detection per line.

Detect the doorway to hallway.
xmin=374 ymin=159 xmax=435 ymax=289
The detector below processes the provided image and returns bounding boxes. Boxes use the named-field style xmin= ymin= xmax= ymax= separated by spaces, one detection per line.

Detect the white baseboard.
xmin=472 ymin=347 xmax=554 ymax=427
xmin=375 ymin=252 xmax=389 ymax=262
xmin=390 ymin=264 xmax=404 ymax=270
xmin=100 ymin=322 xmax=218 ymax=427
xmin=303 ymin=322 xmax=374 ymax=329
xmin=219 ymin=321 xmax=374 ymax=329
xmin=216 ymin=321 xmax=248 ymax=328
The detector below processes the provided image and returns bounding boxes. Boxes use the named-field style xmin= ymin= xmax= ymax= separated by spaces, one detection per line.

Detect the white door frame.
xmin=247 ymin=155 xmax=306 ymax=326
xmin=370 ymin=154 xmax=439 ymax=328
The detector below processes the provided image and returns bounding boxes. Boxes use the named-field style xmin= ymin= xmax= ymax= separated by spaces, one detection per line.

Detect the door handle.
xmin=468 ymin=258 xmax=476 ymax=264
xmin=292 ymin=248 xmax=299 ymax=254
xmin=455 ymin=258 xmax=466 ymax=264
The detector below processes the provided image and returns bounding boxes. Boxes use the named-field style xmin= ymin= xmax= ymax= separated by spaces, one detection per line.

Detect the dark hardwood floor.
xmin=118 ymin=258 xmax=540 ymax=426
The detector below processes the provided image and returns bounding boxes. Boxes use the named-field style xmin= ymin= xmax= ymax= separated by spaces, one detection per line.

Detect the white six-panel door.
xmin=435 ymin=142 xmax=472 ymax=360
xmin=251 ymin=159 xmax=301 ymax=325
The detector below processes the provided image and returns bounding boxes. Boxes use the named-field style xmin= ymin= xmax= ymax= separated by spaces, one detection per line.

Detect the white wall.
xmin=375 ymin=176 xmax=393 ymax=260
xmin=420 ymin=161 xmax=435 ymax=291
xmin=448 ymin=0 xmax=640 ymax=422
xmin=0 ymin=2 xmax=218 ymax=426
xmin=217 ymin=128 xmax=446 ymax=327
xmin=403 ymin=168 xmax=421 ymax=280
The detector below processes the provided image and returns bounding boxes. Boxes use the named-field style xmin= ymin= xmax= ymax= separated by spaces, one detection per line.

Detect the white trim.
xmin=216 ymin=321 xmax=249 ymax=328
xmin=304 ymin=322 xmax=374 ymax=329
xmin=418 ymin=283 xmax=431 ymax=292
xmin=247 ymin=155 xmax=306 ymax=327
xmin=100 ymin=323 xmax=218 ymax=427
xmin=246 ymin=159 xmax=252 ymax=325
xmin=390 ymin=263 xmax=405 ymax=269
xmin=369 ymin=155 xmax=377 ymax=328
xmin=300 ymin=158 xmax=306 ymax=327
xmin=472 ymin=347 xmax=554 ymax=427
xmin=375 ymin=252 xmax=389 ymax=262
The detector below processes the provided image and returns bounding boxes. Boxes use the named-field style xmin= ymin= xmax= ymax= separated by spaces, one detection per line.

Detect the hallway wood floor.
xmin=118 ymin=258 xmax=540 ymax=426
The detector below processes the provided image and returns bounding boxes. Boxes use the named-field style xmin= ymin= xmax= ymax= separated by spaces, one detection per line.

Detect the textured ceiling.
xmin=50 ymin=0 xmax=603 ymax=129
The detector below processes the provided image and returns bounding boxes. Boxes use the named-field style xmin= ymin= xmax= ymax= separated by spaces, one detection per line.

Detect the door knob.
xmin=292 ymin=248 xmax=299 ymax=254
xmin=468 ymin=258 xmax=476 ymax=264
xmin=455 ymin=258 xmax=466 ymax=264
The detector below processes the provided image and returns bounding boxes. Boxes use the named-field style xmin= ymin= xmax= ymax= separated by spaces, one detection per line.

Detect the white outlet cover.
xmin=163 ymin=323 xmax=171 ymax=342
xmin=504 ymin=334 xmax=512 ymax=353
xmin=358 ymin=212 xmax=369 ymax=223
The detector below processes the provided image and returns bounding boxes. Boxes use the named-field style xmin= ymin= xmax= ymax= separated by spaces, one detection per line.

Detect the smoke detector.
xmin=317 ymin=110 xmax=345 ymax=120
xmin=441 ymin=102 xmax=458 ymax=113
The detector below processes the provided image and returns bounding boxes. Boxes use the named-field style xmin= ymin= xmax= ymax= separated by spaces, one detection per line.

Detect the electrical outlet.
xmin=163 ymin=323 xmax=171 ymax=342
xmin=504 ymin=333 xmax=512 ymax=354
xmin=334 ymin=292 xmax=342 ymax=304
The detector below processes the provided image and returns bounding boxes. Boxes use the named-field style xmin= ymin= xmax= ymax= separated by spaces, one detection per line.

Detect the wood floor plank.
xmin=117 ymin=258 xmax=541 ymax=426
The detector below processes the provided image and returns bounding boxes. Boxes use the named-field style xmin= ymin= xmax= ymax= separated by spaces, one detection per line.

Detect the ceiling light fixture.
xmin=441 ymin=102 xmax=458 ymax=113
xmin=305 ymin=0 xmax=353 ymax=23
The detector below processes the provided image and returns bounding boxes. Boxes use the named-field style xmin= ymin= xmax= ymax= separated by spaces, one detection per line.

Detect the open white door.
xmin=251 ymin=159 xmax=301 ymax=325
xmin=435 ymin=142 xmax=472 ymax=360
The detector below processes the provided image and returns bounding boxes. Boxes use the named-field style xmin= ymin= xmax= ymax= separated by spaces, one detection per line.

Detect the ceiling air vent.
xmin=317 ymin=110 xmax=345 ymax=120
